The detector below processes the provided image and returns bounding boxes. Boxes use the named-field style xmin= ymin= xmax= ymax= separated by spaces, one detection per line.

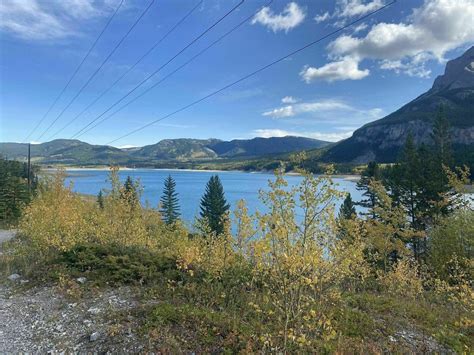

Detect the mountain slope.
xmin=209 ymin=136 xmax=329 ymax=158
xmin=0 ymin=139 xmax=131 ymax=165
xmin=324 ymin=46 xmax=474 ymax=163
xmin=0 ymin=136 xmax=329 ymax=165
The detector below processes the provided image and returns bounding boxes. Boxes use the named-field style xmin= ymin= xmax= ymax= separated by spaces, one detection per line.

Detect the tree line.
xmin=0 ymin=158 xmax=38 ymax=226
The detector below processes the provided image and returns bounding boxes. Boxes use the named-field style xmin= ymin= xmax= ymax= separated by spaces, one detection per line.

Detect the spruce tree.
xmin=160 ymin=175 xmax=180 ymax=225
xmin=121 ymin=176 xmax=139 ymax=207
xmin=356 ymin=161 xmax=380 ymax=218
xmin=199 ymin=175 xmax=230 ymax=235
xmin=338 ymin=193 xmax=356 ymax=220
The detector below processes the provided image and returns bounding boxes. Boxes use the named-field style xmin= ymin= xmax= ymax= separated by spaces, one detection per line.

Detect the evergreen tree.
xmin=199 ymin=175 xmax=230 ymax=235
xmin=97 ymin=190 xmax=105 ymax=209
xmin=160 ymin=175 xmax=180 ymax=225
xmin=338 ymin=193 xmax=356 ymax=220
xmin=431 ymin=107 xmax=452 ymax=167
xmin=121 ymin=176 xmax=139 ymax=207
xmin=356 ymin=161 xmax=380 ymax=218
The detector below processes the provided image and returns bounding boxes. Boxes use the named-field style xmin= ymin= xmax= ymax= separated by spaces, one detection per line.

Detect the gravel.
xmin=0 ymin=284 xmax=145 ymax=353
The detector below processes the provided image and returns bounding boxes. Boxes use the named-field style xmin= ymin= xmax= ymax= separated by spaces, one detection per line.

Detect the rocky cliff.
xmin=324 ymin=46 xmax=474 ymax=163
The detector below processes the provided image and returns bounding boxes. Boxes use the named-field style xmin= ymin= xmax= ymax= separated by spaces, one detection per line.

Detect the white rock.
xmin=7 ymin=274 xmax=21 ymax=282
xmin=76 ymin=277 xmax=87 ymax=284
xmin=87 ymin=307 xmax=101 ymax=315
xmin=90 ymin=331 xmax=100 ymax=342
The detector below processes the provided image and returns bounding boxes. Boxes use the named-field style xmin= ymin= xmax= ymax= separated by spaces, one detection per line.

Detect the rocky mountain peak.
xmin=431 ymin=46 xmax=474 ymax=92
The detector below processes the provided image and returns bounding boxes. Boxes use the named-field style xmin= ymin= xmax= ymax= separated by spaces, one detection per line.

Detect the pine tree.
xmin=97 ymin=190 xmax=105 ymax=209
xmin=356 ymin=161 xmax=380 ymax=218
xmin=160 ymin=175 xmax=180 ymax=225
xmin=199 ymin=175 xmax=230 ymax=235
xmin=338 ymin=193 xmax=356 ymax=220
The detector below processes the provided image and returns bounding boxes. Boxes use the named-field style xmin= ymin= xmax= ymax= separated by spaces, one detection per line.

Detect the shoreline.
xmin=43 ymin=166 xmax=361 ymax=180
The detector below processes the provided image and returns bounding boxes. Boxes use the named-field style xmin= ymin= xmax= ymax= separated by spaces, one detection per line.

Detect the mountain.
xmin=0 ymin=139 xmax=131 ymax=165
xmin=324 ymin=46 xmax=474 ymax=163
xmin=131 ymin=139 xmax=221 ymax=161
xmin=209 ymin=136 xmax=328 ymax=158
xmin=0 ymin=136 xmax=329 ymax=166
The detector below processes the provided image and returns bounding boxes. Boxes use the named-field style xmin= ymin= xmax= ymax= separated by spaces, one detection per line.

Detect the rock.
xmin=89 ymin=331 xmax=100 ymax=342
xmin=87 ymin=307 xmax=101 ymax=315
xmin=76 ymin=277 xmax=87 ymax=284
xmin=7 ymin=274 xmax=21 ymax=282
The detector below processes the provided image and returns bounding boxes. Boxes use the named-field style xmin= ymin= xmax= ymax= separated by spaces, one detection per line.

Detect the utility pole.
xmin=27 ymin=143 xmax=31 ymax=194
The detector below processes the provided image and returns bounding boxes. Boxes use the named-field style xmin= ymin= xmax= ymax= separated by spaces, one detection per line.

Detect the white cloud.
xmin=252 ymin=2 xmax=306 ymax=33
xmin=314 ymin=11 xmax=330 ymax=23
xmin=326 ymin=0 xmax=474 ymax=77
xmin=118 ymin=144 xmax=138 ymax=149
xmin=0 ymin=0 xmax=117 ymax=41
xmin=281 ymin=96 xmax=299 ymax=104
xmin=262 ymin=106 xmax=295 ymax=118
xmin=252 ymin=129 xmax=353 ymax=142
xmin=300 ymin=57 xmax=369 ymax=82
xmin=262 ymin=99 xmax=383 ymax=124
xmin=314 ymin=0 xmax=385 ymax=24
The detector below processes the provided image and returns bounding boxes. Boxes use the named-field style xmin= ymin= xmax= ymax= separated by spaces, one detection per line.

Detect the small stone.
xmin=7 ymin=273 xmax=21 ymax=282
xmin=389 ymin=335 xmax=397 ymax=342
xmin=76 ymin=277 xmax=87 ymax=284
xmin=90 ymin=331 xmax=100 ymax=342
xmin=20 ymin=279 xmax=30 ymax=284
xmin=87 ymin=307 xmax=101 ymax=315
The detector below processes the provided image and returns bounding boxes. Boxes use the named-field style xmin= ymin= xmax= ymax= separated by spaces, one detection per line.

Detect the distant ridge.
xmin=0 ymin=136 xmax=330 ymax=166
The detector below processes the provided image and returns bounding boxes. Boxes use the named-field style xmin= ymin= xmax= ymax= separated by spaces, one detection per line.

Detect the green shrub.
xmin=59 ymin=243 xmax=180 ymax=285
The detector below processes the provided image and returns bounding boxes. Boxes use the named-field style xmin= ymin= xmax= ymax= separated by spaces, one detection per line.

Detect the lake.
xmin=64 ymin=169 xmax=362 ymax=226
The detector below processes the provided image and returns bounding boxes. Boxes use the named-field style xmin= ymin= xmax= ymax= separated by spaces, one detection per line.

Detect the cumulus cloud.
xmin=300 ymin=57 xmax=369 ymax=82
xmin=262 ymin=106 xmax=295 ymax=118
xmin=0 ymin=0 xmax=118 ymax=40
xmin=326 ymin=0 xmax=474 ymax=77
xmin=252 ymin=2 xmax=305 ymax=33
xmin=314 ymin=0 xmax=385 ymax=24
xmin=252 ymin=129 xmax=353 ymax=142
xmin=262 ymin=99 xmax=383 ymax=125
xmin=281 ymin=96 xmax=299 ymax=104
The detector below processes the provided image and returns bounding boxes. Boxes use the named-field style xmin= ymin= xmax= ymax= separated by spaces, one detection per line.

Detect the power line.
xmin=69 ymin=0 xmax=245 ymax=139
xmin=22 ymin=0 xmax=124 ymax=143
xmin=74 ymin=0 xmax=273 ymax=139
xmin=36 ymin=0 xmax=155 ymax=141
xmin=48 ymin=0 xmax=203 ymax=141
xmin=106 ymin=0 xmax=396 ymax=146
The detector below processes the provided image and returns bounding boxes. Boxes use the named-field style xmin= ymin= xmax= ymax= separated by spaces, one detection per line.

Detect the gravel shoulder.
xmin=0 ymin=230 xmax=16 ymax=244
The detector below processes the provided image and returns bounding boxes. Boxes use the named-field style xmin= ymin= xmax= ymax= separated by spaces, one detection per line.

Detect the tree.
xmin=160 ymin=175 xmax=180 ymax=225
xmin=199 ymin=175 xmax=230 ymax=235
xmin=338 ymin=193 xmax=356 ymax=220
xmin=121 ymin=176 xmax=139 ymax=207
xmin=357 ymin=161 xmax=380 ymax=218
xmin=97 ymin=190 xmax=105 ymax=209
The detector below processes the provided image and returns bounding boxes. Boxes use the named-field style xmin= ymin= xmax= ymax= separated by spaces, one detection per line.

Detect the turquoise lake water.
xmin=64 ymin=169 xmax=362 ymax=226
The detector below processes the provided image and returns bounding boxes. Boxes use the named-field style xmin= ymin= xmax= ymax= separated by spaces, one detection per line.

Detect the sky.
xmin=0 ymin=0 xmax=473 ymax=148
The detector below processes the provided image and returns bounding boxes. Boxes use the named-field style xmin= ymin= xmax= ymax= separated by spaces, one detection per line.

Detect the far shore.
xmin=41 ymin=166 xmax=361 ymax=181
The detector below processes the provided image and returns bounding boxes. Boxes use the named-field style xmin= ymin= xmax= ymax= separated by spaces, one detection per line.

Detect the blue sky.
xmin=1 ymin=0 xmax=473 ymax=147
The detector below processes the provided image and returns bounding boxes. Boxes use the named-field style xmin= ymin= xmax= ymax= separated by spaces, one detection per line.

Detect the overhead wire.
xmin=106 ymin=0 xmax=396 ymax=145
xmin=48 ymin=0 xmax=203 ymax=140
xmin=36 ymin=0 xmax=155 ymax=141
xmin=22 ymin=0 xmax=125 ymax=143
xmin=69 ymin=0 xmax=245 ymax=139
xmin=73 ymin=0 xmax=273 ymax=139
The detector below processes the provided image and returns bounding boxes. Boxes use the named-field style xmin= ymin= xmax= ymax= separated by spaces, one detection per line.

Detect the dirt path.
xmin=0 ymin=230 xmax=15 ymax=244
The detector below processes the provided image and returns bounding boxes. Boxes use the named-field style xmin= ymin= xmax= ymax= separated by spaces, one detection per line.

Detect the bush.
xmin=59 ymin=243 xmax=181 ymax=285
